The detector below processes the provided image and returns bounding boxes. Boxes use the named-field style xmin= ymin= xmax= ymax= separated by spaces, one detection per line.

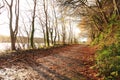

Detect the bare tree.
xmin=51 ymin=0 xmax=59 ymax=45
xmin=68 ymin=18 xmax=74 ymax=44
xmin=49 ymin=20 xmax=54 ymax=45
xmin=0 ymin=0 xmax=4 ymax=10
xmin=30 ymin=0 xmax=37 ymax=48
xmin=38 ymin=16 xmax=46 ymax=46
xmin=4 ymin=0 xmax=20 ymax=50
xmin=60 ymin=10 xmax=66 ymax=44
xmin=43 ymin=0 xmax=50 ymax=47
xmin=19 ymin=14 xmax=31 ymax=49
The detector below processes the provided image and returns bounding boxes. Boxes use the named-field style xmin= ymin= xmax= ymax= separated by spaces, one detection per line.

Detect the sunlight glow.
xmin=74 ymin=27 xmax=81 ymax=34
xmin=79 ymin=38 xmax=88 ymax=42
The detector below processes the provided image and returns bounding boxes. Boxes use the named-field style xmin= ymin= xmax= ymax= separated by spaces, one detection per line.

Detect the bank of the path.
xmin=0 ymin=44 xmax=102 ymax=80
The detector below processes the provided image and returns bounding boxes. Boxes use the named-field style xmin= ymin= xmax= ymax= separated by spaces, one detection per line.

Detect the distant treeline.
xmin=0 ymin=35 xmax=44 ymax=43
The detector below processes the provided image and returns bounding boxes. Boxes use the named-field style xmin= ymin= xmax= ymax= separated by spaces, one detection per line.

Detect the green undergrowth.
xmin=96 ymin=43 xmax=120 ymax=80
xmin=94 ymin=13 xmax=120 ymax=79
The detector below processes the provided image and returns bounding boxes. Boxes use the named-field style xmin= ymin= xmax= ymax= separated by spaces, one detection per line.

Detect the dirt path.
xmin=0 ymin=45 xmax=101 ymax=80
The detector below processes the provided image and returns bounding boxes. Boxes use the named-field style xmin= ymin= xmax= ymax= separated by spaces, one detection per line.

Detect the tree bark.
xmin=30 ymin=0 xmax=37 ymax=48
xmin=4 ymin=0 xmax=19 ymax=50
xmin=43 ymin=0 xmax=50 ymax=47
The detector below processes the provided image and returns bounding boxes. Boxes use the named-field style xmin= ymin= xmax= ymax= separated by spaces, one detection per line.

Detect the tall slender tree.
xmin=4 ymin=0 xmax=20 ymax=50
xmin=52 ymin=0 xmax=59 ymax=45
xmin=43 ymin=0 xmax=50 ymax=47
xmin=30 ymin=0 xmax=37 ymax=48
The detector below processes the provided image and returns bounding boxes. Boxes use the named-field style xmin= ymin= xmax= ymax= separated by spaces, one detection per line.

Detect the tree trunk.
xmin=11 ymin=34 xmax=16 ymax=50
xmin=9 ymin=0 xmax=16 ymax=50
xmin=43 ymin=0 xmax=50 ymax=47
xmin=30 ymin=0 xmax=37 ymax=48
xmin=30 ymin=24 xmax=35 ymax=48
xmin=4 ymin=0 xmax=19 ymax=50
xmin=50 ymin=29 xmax=53 ymax=45
xmin=62 ymin=25 xmax=66 ymax=44
xmin=113 ymin=0 xmax=120 ymax=16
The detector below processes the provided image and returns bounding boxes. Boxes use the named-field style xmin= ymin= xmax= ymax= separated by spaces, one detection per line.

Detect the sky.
xmin=0 ymin=0 xmax=81 ymax=39
xmin=0 ymin=0 xmax=41 ymax=37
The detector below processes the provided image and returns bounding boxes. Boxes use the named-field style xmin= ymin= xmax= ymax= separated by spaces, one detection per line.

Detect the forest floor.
xmin=0 ymin=44 xmax=102 ymax=80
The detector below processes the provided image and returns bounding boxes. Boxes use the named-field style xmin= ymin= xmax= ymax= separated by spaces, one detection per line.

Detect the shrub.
xmin=96 ymin=43 xmax=120 ymax=80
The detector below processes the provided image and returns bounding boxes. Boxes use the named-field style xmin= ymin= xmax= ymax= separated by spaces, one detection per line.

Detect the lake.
xmin=0 ymin=43 xmax=44 ymax=52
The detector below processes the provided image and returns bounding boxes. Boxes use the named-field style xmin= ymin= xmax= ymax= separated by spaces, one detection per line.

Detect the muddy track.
xmin=0 ymin=45 xmax=101 ymax=80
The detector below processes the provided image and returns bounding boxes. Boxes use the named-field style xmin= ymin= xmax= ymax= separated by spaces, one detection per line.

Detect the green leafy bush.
xmin=96 ymin=43 xmax=120 ymax=80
